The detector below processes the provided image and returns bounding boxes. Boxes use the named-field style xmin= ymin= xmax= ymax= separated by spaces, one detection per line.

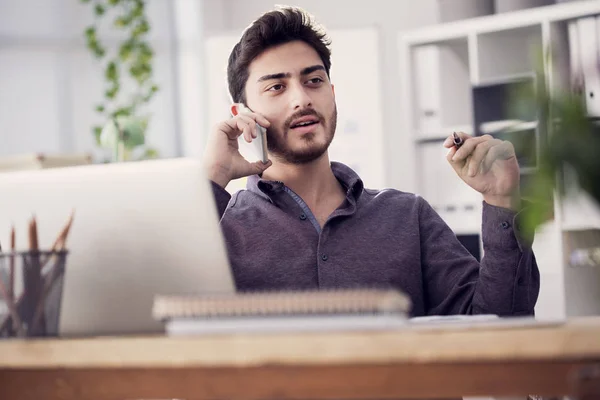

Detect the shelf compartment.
xmin=476 ymin=24 xmax=543 ymax=83
xmin=411 ymin=38 xmax=473 ymax=138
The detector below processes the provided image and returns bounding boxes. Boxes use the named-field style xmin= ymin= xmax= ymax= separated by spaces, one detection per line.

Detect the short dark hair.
xmin=227 ymin=7 xmax=332 ymax=104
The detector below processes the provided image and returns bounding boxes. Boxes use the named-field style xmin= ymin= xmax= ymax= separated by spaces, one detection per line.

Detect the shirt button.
xmin=299 ymin=213 xmax=307 ymax=220
xmin=501 ymin=221 xmax=511 ymax=229
xmin=321 ymin=254 xmax=328 ymax=261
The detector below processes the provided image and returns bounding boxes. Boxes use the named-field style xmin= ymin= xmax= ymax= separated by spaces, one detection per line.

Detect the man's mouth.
xmin=290 ymin=117 xmax=320 ymax=129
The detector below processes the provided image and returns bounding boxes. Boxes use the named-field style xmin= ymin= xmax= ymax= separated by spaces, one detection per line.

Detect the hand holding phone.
xmin=231 ymin=104 xmax=269 ymax=163
xmin=203 ymin=104 xmax=271 ymax=188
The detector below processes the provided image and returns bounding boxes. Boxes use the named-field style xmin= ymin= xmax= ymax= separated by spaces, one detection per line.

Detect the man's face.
xmin=244 ymin=40 xmax=337 ymax=164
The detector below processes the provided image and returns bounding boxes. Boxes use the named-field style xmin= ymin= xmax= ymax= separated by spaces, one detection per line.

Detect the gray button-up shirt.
xmin=211 ymin=162 xmax=540 ymax=316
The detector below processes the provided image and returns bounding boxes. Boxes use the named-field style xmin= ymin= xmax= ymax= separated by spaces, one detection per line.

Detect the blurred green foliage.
xmin=80 ymin=0 xmax=159 ymax=161
xmin=511 ymin=49 xmax=600 ymax=239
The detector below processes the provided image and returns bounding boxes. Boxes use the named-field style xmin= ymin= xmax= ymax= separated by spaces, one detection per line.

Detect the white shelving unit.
xmin=399 ymin=0 xmax=600 ymax=320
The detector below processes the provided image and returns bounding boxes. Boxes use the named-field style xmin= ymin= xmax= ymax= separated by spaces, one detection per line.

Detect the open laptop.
xmin=0 ymin=157 xmax=236 ymax=337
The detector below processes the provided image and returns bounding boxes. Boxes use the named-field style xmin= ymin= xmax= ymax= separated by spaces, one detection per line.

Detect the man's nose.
xmin=290 ymin=83 xmax=312 ymax=110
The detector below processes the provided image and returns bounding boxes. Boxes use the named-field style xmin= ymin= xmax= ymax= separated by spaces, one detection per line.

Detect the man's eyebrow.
xmin=257 ymin=72 xmax=291 ymax=82
xmin=257 ymin=65 xmax=325 ymax=83
xmin=301 ymin=65 xmax=325 ymax=75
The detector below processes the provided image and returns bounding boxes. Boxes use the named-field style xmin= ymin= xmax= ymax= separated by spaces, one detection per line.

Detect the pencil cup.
xmin=0 ymin=250 xmax=68 ymax=338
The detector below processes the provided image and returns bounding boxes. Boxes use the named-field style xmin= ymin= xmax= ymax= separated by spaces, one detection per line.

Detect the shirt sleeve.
xmin=210 ymin=180 xmax=232 ymax=219
xmin=419 ymin=197 xmax=540 ymax=316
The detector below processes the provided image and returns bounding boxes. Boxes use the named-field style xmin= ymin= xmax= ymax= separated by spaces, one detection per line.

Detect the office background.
xmin=1 ymin=0 xmax=599 ymax=321
xmin=0 ymin=0 xmax=446 ymax=190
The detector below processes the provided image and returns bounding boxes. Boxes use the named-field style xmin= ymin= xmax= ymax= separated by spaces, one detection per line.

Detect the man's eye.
xmin=268 ymin=84 xmax=284 ymax=91
xmin=308 ymin=78 xmax=323 ymax=85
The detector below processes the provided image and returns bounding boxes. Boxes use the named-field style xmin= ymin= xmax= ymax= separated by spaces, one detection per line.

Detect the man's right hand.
xmin=203 ymin=110 xmax=272 ymax=188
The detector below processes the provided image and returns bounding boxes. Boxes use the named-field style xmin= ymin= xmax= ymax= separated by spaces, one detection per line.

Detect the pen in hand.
xmin=453 ymin=132 xmax=464 ymax=149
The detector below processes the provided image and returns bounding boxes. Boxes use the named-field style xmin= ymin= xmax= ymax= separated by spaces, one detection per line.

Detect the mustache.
xmin=284 ymin=109 xmax=323 ymax=130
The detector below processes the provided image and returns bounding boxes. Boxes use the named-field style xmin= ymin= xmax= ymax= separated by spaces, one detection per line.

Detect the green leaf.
xmin=129 ymin=63 xmax=151 ymax=83
xmin=93 ymin=126 xmax=103 ymax=145
xmin=114 ymin=16 xmax=130 ymax=28
xmin=143 ymin=84 xmax=159 ymax=100
xmin=105 ymin=61 xmax=118 ymax=81
xmin=93 ymin=45 xmax=106 ymax=58
xmin=129 ymin=64 xmax=140 ymax=76
xmin=112 ymin=107 xmax=133 ymax=118
xmin=136 ymin=53 xmax=151 ymax=65
xmin=80 ymin=0 xmax=92 ymax=3
xmin=108 ymin=0 xmax=121 ymax=5
xmin=143 ymin=90 xmax=156 ymax=103
xmin=105 ymin=85 xmax=119 ymax=99
xmin=95 ymin=104 xmax=105 ymax=113
xmin=136 ymin=73 xmax=150 ymax=85
xmin=141 ymin=148 xmax=159 ymax=160
xmin=94 ymin=4 xmax=105 ymax=16
xmin=131 ymin=5 xmax=144 ymax=19
xmin=84 ymin=26 xmax=96 ymax=39
xmin=132 ymin=20 xmax=150 ymax=37
xmin=137 ymin=42 xmax=153 ymax=59
xmin=115 ymin=116 xmax=147 ymax=149
xmin=133 ymin=0 xmax=145 ymax=14
xmin=141 ymin=42 xmax=153 ymax=53
xmin=119 ymin=42 xmax=134 ymax=61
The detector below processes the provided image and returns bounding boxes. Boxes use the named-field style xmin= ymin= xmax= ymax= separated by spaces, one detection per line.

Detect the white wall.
xmin=0 ymin=0 xmax=185 ymax=161
xmin=202 ymin=0 xmax=440 ymax=190
xmin=0 ymin=0 xmax=441 ymax=190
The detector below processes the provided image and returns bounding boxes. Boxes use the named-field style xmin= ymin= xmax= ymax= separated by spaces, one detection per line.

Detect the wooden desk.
xmin=1 ymin=317 xmax=599 ymax=400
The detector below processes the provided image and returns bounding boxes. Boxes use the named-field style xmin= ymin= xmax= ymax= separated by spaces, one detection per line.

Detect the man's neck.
xmin=262 ymin=153 xmax=343 ymax=206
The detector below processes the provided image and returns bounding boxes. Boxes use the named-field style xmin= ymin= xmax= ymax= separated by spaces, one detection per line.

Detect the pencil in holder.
xmin=0 ymin=250 xmax=68 ymax=338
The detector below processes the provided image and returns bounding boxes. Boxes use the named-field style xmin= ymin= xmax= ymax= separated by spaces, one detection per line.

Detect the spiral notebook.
xmin=152 ymin=288 xmax=411 ymax=335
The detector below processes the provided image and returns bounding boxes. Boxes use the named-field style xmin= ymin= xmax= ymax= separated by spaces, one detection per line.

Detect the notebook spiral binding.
xmin=152 ymin=288 xmax=411 ymax=320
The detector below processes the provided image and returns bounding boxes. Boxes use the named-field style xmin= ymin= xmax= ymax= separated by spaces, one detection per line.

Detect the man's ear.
xmin=331 ymin=84 xmax=335 ymax=97
xmin=230 ymin=103 xmax=243 ymax=116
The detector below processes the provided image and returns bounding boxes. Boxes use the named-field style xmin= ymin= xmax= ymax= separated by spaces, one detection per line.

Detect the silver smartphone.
xmin=233 ymin=104 xmax=269 ymax=163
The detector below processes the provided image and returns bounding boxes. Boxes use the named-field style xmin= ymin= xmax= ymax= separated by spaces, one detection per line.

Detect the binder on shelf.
xmin=479 ymin=120 xmax=536 ymax=135
xmin=416 ymin=124 xmax=473 ymax=141
xmin=575 ymin=17 xmax=600 ymax=116
xmin=414 ymin=45 xmax=442 ymax=133
xmin=595 ymin=16 xmax=600 ymax=116
xmin=568 ymin=20 xmax=582 ymax=90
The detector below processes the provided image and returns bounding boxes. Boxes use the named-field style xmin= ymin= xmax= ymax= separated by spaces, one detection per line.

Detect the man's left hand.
xmin=444 ymin=132 xmax=521 ymax=211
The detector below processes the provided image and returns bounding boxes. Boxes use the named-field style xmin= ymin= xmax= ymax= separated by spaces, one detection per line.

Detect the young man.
xmin=203 ymin=7 xmax=539 ymax=316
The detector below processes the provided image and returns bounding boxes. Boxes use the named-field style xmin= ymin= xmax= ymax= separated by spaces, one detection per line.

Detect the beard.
xmin=266 ymin=105 xmax=337 ymax=165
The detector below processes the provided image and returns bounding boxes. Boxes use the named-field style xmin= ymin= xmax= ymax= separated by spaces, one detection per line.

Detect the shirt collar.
xmin=247 ymin=161 xmax=364 ymax=202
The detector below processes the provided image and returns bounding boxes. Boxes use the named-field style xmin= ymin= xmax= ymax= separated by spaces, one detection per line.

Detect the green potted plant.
xmin=80 ymin=0 xmax=159 ymax=162
xmin=514 ymin=50 xmax=600 ymax=239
